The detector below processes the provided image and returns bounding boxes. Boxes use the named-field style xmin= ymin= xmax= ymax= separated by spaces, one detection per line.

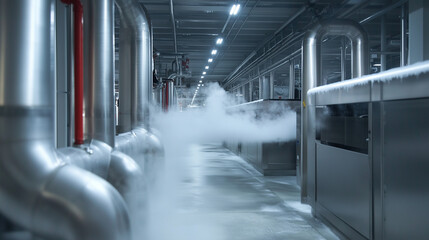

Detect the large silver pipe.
xmin=262 ymin=75 xmax=270 ymax=99
xmin=116 ymin=0 xmax=152 ymax=128
xmin=115 ymin=0 xmax=164 ymax=169
xmin=301 ymin=19 xmax=368 ymax=204
xmin=289 ymin=62 xmax=295 ymax=99
xmin=269 ymin=71 xmax=274 ymax=99
xmin=58 ymin=140 xmax=111 ymax=178
xmin=170 ymin=0 xmax=178 ymax=54
xmin=80 ymin=0 xmax=143 ymax=209
xmin=169 ymin=0 xmax=179 ymax=74
xmin=380 ymin=16 xmax=386 ymax=71
xmin=401 ymin=4 xmax=407 ymax=67
xmin=118 ymin=22 xmax=133 ymax=133
xmin=249 ymin=81 xmax=253 ymax=101
xmin=0 ymin=1 xmax=130 ymax=239
xmin=83 ymin=0 xmax=115 ymax=147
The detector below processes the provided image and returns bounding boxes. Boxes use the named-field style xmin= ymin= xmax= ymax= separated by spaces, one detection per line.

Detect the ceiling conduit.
xmin=300 ymin=19 xmax=368 ymax=203
xmin=0 ymin=0 xmax=131 ymax=239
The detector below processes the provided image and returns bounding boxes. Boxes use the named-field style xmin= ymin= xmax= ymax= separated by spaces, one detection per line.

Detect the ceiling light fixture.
xmin=208 ymin=58 xmax=213 ymax=63
xmin=216 ymin=38 xmax=223 ymax=45
xmin=201 ymin=76 xmax=204 ymax=79
xmin=199 ymin=80 xmax=202 ymax=83
xmin=202 ymin=72 xmax=206 ymax=75
xmin=230 ymin=4 xmax=240 ymax=16
xmin=211 ymin=49 xmax=217 ymax=55
xmin=205 ymin=66 xmax=209 ymax=69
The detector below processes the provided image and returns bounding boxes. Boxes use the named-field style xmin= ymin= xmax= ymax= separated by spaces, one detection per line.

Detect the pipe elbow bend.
xmin=147 ymin=131 xmax=164 ymax=156
xmin=108 ymin=151 xmax=144 ymax=198
xmin=32 ymin=165 xmax=131 ymax=240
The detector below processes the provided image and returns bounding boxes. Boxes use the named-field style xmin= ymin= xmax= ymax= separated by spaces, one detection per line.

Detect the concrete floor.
xmin=1 ymin=143 xmax=340 ymax=240
xmin=147 ymin=143 xmax=340 ymax=240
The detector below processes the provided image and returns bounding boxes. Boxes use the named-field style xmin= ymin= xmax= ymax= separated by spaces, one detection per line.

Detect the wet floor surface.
xmin=1 ymin=143 xmax=340 ymax=240
xmin=155 ymin=143 xmax=340 ymax=240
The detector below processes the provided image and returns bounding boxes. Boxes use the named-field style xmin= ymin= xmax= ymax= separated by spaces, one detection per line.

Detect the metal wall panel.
xmin=224 ymin=100 xmax=300 ymax=176
xmin=383 ymin=98 xmax=429 ymax=240
xmin=316 ymin=143 xmax=371 ymax=239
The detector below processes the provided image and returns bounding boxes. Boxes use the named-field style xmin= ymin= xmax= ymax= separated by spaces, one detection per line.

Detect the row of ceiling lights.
xmin=192 ymin=3 xmax=241 ymax=105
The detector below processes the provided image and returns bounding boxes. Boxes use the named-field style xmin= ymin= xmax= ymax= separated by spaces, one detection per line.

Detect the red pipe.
xmin=62 ymin=0 xmax=84 ymax=145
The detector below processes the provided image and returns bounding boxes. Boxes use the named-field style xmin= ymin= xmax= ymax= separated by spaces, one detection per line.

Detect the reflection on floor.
xmin=151 ymin=143 xmax=339 ymax=240
xmin=1 ymin=143 xmax=340 ymax=240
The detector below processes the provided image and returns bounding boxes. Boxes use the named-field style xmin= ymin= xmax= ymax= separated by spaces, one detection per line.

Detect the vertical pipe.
xmin=118 ymin=23 xmax=132 ymax=133
xmin=52 ymin=0 xmax=58 ymax=147
xmin=83 ymin=0 xmax=115 ymax=147
xmin=262 ymin=76 xmax=270 ymax=99
xmin=56 ymin=2 xmax=71 ymax=148
xmin=116 ymin=0 xmax=152 ymax=128
xmin=133 ymin=11 xmax=151 ymax=127
xmin=0 ymin=1 xmax=131 ymax=238
xmin=61 ymin=0 xmax=84 ymax=145
xmin=74 ymin=1 xmax=84 ymax=145
xmin=168 ymin=80 xmax=174 ymax=109
xmin=401 ymin=4 xmax=407 ymax=66
xmin=341 ymin=39 xmax=346 ymax=81
xmin=165 ymin=81 xmax=169 ymax=111
xmin=67 ymin=6 xmax=74 ymax=146
xmin=269 ymin=71 xmax=274 ymax=99
xmin=249 ymin=80 xmax=253 ymax=101
xmin=380 ymin=16 xmax=386 ymax=71
xmin=258 ymin=76 xmax=263 ymax=99
xmin=289 ymin=62 xmax=295 ymax=99
xmin=301 ymin=19 xmax=368 ymax=204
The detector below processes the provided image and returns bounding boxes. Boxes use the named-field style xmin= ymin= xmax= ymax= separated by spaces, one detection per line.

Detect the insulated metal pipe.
xmin=0 ymin=1 xmax=130 ymax=239
xmin=380 ymin=16 xmax=386 ymax=71
xmin=249 ymin=81 xmax=253 ymax=101
xmin=116 ymin=0 xmax=152 ymax=128
xmin=269 ymin=71 xmax=274 ymax=99
xmin=61 ymin=0 xmax=84 ymax=145
xmin=83 ymin=0 xmax=115 ymax=147
xmin=162 ymin=79 xmax=174 ymax=111
xmin=301 ymin=19 xmax=368 ymax=204
xmin=118 ymin=22 xmax=133 ymax=133
xmin=169 ymin=0 xmax=180 ymax=74
xmin=262 ymin=75 xmax=270 ymax=99
xmin=401 ymin=4 xmax=407 ymax=67
xmin=289 ymin=62 xmax=295 ymax=99
xmin=341 ymin=39 xmax=346 ymax=81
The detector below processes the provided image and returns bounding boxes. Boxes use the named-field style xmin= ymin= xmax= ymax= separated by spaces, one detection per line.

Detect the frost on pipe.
xmin=308 ymin=60 xmax=429 ymax=96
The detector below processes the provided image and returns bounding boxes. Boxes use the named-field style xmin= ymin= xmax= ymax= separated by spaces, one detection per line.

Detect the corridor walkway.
xmin=152 ymin=143 xmax=340 ymax=240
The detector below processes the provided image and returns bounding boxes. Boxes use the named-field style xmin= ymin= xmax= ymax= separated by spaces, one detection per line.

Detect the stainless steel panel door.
xmin=316 ymin=143 xmax=371 ymax=238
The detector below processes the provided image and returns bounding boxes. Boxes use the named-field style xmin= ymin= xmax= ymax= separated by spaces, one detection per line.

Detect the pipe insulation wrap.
xmin=116 ymin=0 xmax=153 ymax=127
xmin=0 ymin=0 xmax=131 ymax=239
xmin=300 ymin=19 xmax=368 ymax=203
